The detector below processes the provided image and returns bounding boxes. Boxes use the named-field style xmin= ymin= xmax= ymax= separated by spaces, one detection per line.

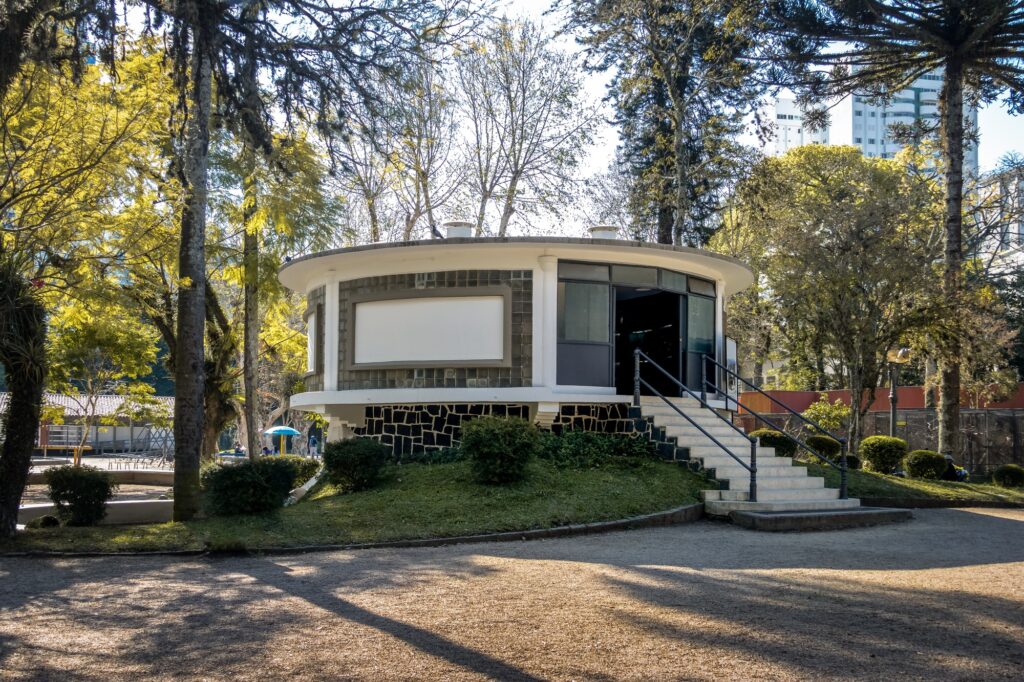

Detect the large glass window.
xmin=558 ymin=281 xmax=610 ymax=343
xmin=558 ymin=262 xmax=609 ymax=281
xmin=687 ymin=296 xmax=715 ymax=355
xmin=611 ymin=265 xmax=658 ymax=287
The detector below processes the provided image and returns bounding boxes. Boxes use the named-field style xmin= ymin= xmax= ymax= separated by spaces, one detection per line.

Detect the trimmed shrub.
xmin=402 ymin=447 xmax=464 ymax=465
xmin=805 ymin=434 xmax=842 ymax=459
xmin=26 ymin=514 xmax=61 ymax=529
xmin=859 ymin=435 xmax=908 ymax=474
xmin=461 ymin=416 xmax=539 ymax=484
xmin=842 ymin=454 xmax=861 ymax=470
xmin=750 ymin=429 xmax=797 ymax=458
xmin=993 ymin=463 xmax=1024 ymax=488
xmin=202 ymin=461 xmax=288 ymax=516
xmin=270 ymin=454 xmax=321 ymax=488
xmin=903 ymin=450 xmax=948 ymax=480
xmin=322 ymin=438 xmax=389 ymax=491
xmin=44 ymin=465 xmax=117 ymax=526
xmin=536 ymin=430 xmax=655 ymax=469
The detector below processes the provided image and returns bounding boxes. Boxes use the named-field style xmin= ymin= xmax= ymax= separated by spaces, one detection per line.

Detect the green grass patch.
xmin=3 ymin=460 xmax=710 ymax=554
xmin=804 ymin=462 xmax=1024 ymax=504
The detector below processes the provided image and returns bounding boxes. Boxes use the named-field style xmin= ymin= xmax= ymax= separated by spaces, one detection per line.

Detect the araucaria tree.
xmin=563 ymin=0 xmax=767 ymax=246
xmin=765 ymin=0 xmax=1024 ymax=457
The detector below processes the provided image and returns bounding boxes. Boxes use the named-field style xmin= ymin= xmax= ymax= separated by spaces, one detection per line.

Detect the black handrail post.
xmin=749 ymin=437 xmax=757 ymax=502
xmin=839 ymin=439 xmax=848 ymax=500
xmin=633 ymin=348 xmax=641 ymax=407
xmin=700 ymin=356 xmax=707 ymax=403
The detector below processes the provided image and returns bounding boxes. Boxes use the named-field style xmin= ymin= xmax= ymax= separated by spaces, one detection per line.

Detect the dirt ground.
xmin=1 ymin=508 xmax=1022 ymax=681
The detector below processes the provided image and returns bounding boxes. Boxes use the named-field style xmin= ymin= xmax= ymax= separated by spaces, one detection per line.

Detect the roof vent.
xmin=589 ymin=225 xmax=619 ymax=240
xmin=443 ymin=221 xmax=474 ymax=239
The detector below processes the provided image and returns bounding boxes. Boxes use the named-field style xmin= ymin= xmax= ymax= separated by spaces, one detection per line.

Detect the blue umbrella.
xmin=264 ymin=426 xmax=302 ymax=454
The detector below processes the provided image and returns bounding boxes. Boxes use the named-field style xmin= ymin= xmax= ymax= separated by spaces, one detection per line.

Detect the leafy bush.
xmin=537 ymin=430 xmax=655 ymax=469
xmin=44 ymin=465 xmax=118 ymax=526
xmin=842 ymin=454 xmax=861 ymax=470
xmin=322 ymin=438 xmax=390 ymax=491
xmin=402 ymin=447 xmax=465 ymax=465
xmin=903 ymin=450 xmax=948 ymax=480
xmin=801 ymin=394 xmax=850 ymax=433
xmin=805 ymin=434 xmax=842 ymax=459
xmin=26 ymin=514 xmax=61 ymax=529
xmin=461 ymin=416 xmax=539 ymax=484
xmin=750 ymin=429 xmax=797 ymax=458
xmin=993 ymin=463 xmax=1024 ymax=488
xmin=202 ymin=461 xmax=290 ymax=516
xmin=859 ymin=435 xmax=908 ymax=474
xmin=273 ymin=454 xmax=321 ymax=488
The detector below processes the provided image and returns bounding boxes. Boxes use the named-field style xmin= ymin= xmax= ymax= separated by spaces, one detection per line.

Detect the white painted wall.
xmin=353 ymin=296 xmax=505 ymax=365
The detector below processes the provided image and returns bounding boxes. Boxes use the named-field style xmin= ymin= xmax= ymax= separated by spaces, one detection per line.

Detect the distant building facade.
xmin=769 ymin=71 xmax=980 ymax=178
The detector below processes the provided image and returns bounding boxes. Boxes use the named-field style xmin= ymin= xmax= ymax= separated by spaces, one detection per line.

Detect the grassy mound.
xmin=4 ymin=460 xmax=710 ymax=554
xmin=805 ymin=463 xmax=1024 ymax=504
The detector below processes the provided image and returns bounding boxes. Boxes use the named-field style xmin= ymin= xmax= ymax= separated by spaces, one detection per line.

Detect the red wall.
xmin=738 ymin=384 xmax=1024 ymax=415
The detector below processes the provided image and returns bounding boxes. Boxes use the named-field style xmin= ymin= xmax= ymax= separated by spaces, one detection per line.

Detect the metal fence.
xmin=736 ymin=408 xmax=1024 ymax=474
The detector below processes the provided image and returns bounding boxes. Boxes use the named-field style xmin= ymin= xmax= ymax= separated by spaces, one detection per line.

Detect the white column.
xmin=536 ymin=256 xmax=559 ymax=388
xmin=323 ymin=276 xmax=339 ymax=391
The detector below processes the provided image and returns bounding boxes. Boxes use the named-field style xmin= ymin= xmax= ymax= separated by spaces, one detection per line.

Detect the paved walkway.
xmin=1 ymin=508 xmax=1022 ymax=681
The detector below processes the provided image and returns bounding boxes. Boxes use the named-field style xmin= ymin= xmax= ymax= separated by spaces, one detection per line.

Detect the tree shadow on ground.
xmin=0 ymin=508 xmax=1021 ymax=679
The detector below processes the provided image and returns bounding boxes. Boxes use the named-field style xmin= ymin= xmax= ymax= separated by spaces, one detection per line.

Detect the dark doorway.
xmin=614 ymin=288 xmax=681 ymax=396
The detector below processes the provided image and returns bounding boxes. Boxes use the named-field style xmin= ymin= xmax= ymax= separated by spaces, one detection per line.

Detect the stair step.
xmin=704 ymin=498 xmax=861 ymax=515
xmin=708 ymin=487 xmax=839 ymax=503
xmin=699 ymin=456 xmax=793 ymax=469
xmin=711 ymin=465 xmax=807 ymax=478
xmin=720 ymin=476 xmax=823 ymax=490
xmin=730 ymin=507 xmax=912 ymax=532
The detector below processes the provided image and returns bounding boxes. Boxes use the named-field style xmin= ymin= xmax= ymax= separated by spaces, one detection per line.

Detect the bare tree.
xmin=456 ymin=19 xmax=600 ymax=236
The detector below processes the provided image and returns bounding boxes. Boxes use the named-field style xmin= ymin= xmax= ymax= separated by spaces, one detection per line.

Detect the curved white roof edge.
xmin=279 ymin=237 xmax=754 ymax=298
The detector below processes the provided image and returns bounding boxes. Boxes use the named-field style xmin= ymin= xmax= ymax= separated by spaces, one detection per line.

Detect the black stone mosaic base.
xmin=355 ymin=403 xmax=531 ymax=455
xmin=352 ymin=402 xmax=690 ymax=461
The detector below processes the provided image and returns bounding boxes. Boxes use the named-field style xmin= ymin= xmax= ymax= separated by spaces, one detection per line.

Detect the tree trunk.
xmin=173 ymin=45 xmax=212 ymax=522
xmin=241 ymin=145 xmax=260 ymax=461
xmin=0 ymin=268 xmax=47 ymax=538
xmin=847 ymin=369 xmax=865 ymax=455
xmin=656 ymin=203 xmax=673 ymax=245
xmin=924 ymin=357 xmax=938 ymax=409
xmin=672 ymin=115 xmax=691 ymax=246
xmin=938 ymin=59 xmax=965 ymax=459
xmin=497 ymin=175 xmax=521 ymax=237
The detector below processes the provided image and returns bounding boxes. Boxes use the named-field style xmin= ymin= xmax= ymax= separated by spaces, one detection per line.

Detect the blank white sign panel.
xmin=353 ymin=296 xmax=504 ymax=364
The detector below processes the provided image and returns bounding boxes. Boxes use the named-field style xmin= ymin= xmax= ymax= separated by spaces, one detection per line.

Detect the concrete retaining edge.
xmin=0 ymin=503 xmax=706 ymax=559
xmin=27 ymin=469 xmax=174 ymax=486
xmin=859 ymin=497 xmax=1024 ymax=509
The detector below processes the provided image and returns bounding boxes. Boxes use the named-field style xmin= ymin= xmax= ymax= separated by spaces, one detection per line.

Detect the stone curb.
xmin=859 ymin=497 xmax=1024 ymax=509
xmin=0 ymin=503 xmax=705 ymax=559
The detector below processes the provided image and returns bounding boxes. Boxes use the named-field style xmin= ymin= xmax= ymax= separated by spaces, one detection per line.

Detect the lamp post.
xmin=887 ymin=348 xmax=912 ymax=437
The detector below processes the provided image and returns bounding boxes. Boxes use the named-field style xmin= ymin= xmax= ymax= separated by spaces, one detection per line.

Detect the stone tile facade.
xmin=354 ymin=403 xmax=532 ymax=455
xmin=351 ymin=401 xmax=685 ymax=458
xmin=337 ymin=270 xmax=533 ymax=390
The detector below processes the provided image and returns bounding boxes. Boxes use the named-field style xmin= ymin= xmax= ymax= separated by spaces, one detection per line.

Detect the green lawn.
xmin=3 ymin=459 xmax=710 ymax=554
xmin=803 ymin=462 xmax=1024 ymax=504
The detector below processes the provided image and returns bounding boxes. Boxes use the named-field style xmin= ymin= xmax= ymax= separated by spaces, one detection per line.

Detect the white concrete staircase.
xmin=637 ymin=397 xmax=860 ymax=516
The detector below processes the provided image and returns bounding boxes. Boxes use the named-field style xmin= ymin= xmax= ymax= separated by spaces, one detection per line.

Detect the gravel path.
xmin=1 ymin=508 xmax=1022 ymax=681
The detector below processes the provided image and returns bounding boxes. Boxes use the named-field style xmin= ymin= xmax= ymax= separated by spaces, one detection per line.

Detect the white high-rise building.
xmin=771 ymin=97 xmax=828 ymax=155
xmin=769 ymin=71 xmax=980 ymax=177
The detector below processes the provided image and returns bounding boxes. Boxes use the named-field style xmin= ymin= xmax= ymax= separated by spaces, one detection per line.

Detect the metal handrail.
xmin=702 ymin=354 xmax=848 ymax=500
xmin=634 ymin=349 xmax=757 ymax=502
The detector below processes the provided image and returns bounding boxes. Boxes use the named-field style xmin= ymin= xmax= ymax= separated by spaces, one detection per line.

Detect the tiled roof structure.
xmin=0 ymin=393 xmax=174 ymax=418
